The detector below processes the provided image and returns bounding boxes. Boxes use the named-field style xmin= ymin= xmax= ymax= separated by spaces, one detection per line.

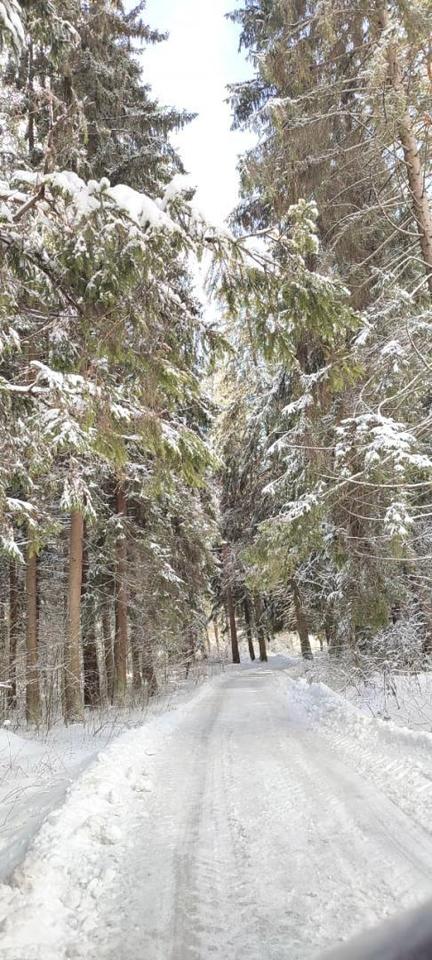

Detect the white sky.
xmin=142 ymin=0 xmax=254 ymax=225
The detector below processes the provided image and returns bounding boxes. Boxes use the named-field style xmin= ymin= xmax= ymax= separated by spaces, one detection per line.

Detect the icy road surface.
xmin=2 ymin=660 xmax=432 ymax=959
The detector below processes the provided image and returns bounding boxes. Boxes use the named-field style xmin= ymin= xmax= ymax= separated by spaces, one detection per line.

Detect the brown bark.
xmin=223 ymin=544 xmax=240 ymax=664
xmin=142 ymin=652 xmax=158 ymax=697
xmin=114 ymin=484 xmax=128 ymax=703
xmin=25 ymin=548 xmax=41 ymax=723
xmin=131 ymin=639 xmax=143 ymax=691
xmin=184 ymin=617 xmax=196 ymax=677
xmin=83 ymin=616 xmax=100 ymax=707
xmin=380 ymin=5 xmax=432 ymax=293
xmin=254 ymin=595 xmax=268 ymax=662
xmin=101 ymin=606 xmax=114 ymax=703
xmin=226 ymin=586 xmax=240 ymax=664
xmin=8 ymin=562 xmax=19 ymax=708
xmin=328 ymin=631 xmax=345 ymax=658
xmin=213 ymin=617 xmax=220 ymax=654
xmin=243 ymin=596 xmax=256 ymax=661
xmin=410 ymin=573 xmax=432 ymax=656
xmin=291 ymin=579 xmax=313 ymax=660
xmin=81 ymin=534 xmax=100 ymax=708
xmin=64 ymin=509 xmax=84 ymax=721
xmin=0 ymin=571 xmax=7 ymax=711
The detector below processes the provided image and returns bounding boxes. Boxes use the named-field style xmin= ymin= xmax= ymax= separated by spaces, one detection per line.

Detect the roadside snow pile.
xmin=284 ymin=647 xmax=432 ymax=734
xmin=0 ymin=725 xmax=101 ymax=884
xmin=0 ymin=681 xmax=215 ymax=960
xmin=0 ymin=727 xmax=44 ymax=770
xmin=346 ymin=671 xmax=432 ymax=731
xmin=284 ymin=676 xmax=432 ymax=836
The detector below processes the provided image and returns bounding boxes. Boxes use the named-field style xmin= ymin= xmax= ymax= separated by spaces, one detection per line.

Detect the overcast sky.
xmin=142 ymin=0 xmax=254 ymax=224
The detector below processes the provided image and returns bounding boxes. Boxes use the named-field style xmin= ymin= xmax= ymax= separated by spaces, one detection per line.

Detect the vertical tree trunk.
xmin=131 ymin=647 xmax=143 ymax=690
xmin=83 ymin=612 xmax=100 ymax=706
xmin=25 ymin=548 xmax=41 ymax=723
xmin=131 ymin=634 xmax=143 ymax=691
xmin=102 ymin=606 xmax=114 ymax=703
xmin=254 ymin=595 xmax=268 ymax=662
xmin=379 ymin=4 xmax=432 ymax=293
xmin=328 ymin=631 xmax=345 ymax=658
xmin=408 ymin=569 xmax=432 ymax=657
xmin=113 ymin=483 xmax=128 ymax=703
xmin=226 ymin=585 xmax=240 ymax=664
xmin=184 ymin=611 xmax=196 ymax=677
xmin=0 ymin=570 xmax=8 ymax=718
xmin=243 ymin=596 xmax=256 ymax=661
xmin=223 ymin=544 xmax=240 ymax=664
xmin=27 ymin=39 xmax=35 ymax=156
xmin=8 ymin=561 xmax=19 ymax=709
xmin=213 ymin=617 xmax=220 ymax=655
xmin=290 ymin=579 xmax=313 ymax=660
xmin=81 ymin=533 xmax=100 ymax=708
xmin=142 ymin=650 xmax=158 ymax=697
xmin=64 ymin=509 xmax=84 ymax=721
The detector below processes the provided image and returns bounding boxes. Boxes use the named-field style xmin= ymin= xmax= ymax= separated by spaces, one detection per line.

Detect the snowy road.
xmin=2 ymin=661 xmax=432 ymax=959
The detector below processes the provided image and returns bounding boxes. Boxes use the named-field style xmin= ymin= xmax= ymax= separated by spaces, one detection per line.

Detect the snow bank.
xmin=0 ymin=727 xmax=44 ymax=765
xmin=0 ymin=681 xmax=216 ymax=960
xmin=295 ymin=676 xmax=432 ymax=751
xmin=347 ymin=670 xmax=432 ymax=732
xmin=282 ymin=675 xmax=432 ymax=837
xmin=0 ymin=723 xmax=108 ymax=884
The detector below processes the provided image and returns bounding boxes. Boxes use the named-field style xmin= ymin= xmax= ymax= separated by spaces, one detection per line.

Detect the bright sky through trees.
xmin=144 ymin=0 xmax=253 ymax=224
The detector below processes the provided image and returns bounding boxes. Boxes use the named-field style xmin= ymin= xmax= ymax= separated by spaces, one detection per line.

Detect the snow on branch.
xmin=0 ymin=0 xmax=24 ymax=52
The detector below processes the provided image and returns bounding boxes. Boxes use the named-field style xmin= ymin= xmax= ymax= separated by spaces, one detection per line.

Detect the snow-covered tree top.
xmin=8 ymin=170 xmax=179 ymax=232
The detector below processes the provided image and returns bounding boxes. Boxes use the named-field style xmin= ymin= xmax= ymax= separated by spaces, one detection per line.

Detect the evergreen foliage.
xmin=0 ymin=0 xmax=217 ymax=720
xmin=1 ymin=0 xmax=432 ymax=722
xmin=217 ymin=0 xmax=432 ymax=663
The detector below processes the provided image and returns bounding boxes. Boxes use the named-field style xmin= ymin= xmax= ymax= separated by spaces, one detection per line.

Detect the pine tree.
xmin=217 ymin=0 xmax=432 ymax=664
xmin=0 ymin=1 xmax=218 ymax=721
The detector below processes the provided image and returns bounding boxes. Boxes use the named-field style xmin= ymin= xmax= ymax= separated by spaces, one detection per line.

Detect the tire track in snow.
xmin=2 ymin=664 xmax=432 ymax=959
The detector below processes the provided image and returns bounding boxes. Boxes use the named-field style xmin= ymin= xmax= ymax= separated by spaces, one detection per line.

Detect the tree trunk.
xmin=243 ymin=596 xmax=256 ymax=661
xmin=184 ymin=613 xmax=196 ymax=677
xmin=81 ymin=532 xmax=101 ymax=708
xmin=142 ymin=650 xmax=158 ymax=697
xmin=0 ymin=570 xmax=8 ymax=718
xmin=291 ymin=579 xmax=313 ymax=660
xmin=7 ymin=561 xmax=19 ymax=709
xmin=64 ymin=509 xmax=84 ymax=721
xmin=113 ymin=483 xmax=128 ymax=703
xmin=102 ymin=606 xmax=114 ymax=703
xmin=83 ymin=614 xmax=100 ymax=707
xmin=25 ymin=548 xmax=41 ymax=723
xmin=223 ymin=544 xmax=240 ymax=663
xmin=254 ymin=595 xmax=268 ymax=662
xmin=213 ymin=617 xmax=220 ymax=655
xmin=380 ymin=5 xmax=432 ymax=293
xmin=328 ymin=631 xmax=345 ymax=658
xmin=131 ymin=638 xmax=143 ymax=691
xmin=409 ymin=571 xmax=432 ymax=657
xmin=27 ymin=39 xmax=35 ymax=156
xmin=226 ymin=585 xmax=240 ymax=663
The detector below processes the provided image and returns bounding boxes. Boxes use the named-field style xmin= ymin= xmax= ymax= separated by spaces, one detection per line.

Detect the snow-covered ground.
xmin=269 ymin=632 xmax=432 ymax=731
xmin=0 ymin=662 xmax=222 ymax=883
xmin=1 ymin=656 xmax=432 ymax=959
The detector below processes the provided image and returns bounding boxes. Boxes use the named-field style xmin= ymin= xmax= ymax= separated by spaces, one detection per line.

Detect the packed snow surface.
xmin=1 ymin=658 xmax=432 ymax=959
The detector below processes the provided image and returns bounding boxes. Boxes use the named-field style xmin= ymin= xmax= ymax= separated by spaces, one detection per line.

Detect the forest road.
xmin=91 ymin=663 xmax=432 ymax=960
